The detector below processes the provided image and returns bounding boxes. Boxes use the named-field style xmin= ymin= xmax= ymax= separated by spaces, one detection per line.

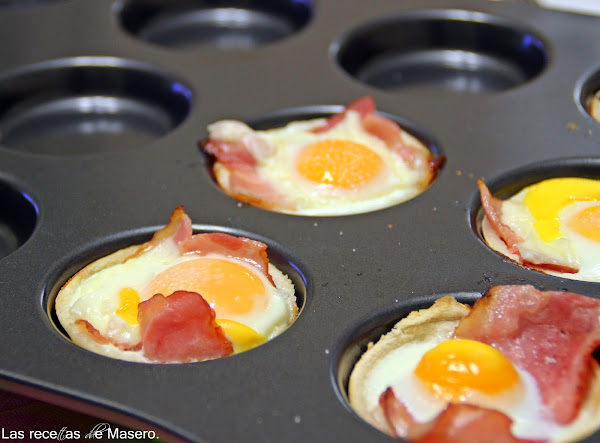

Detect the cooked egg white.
xmin=64 ymin=236 xmax=296 ymax=356
xmin=482 ymin=177 xmax=600 ymax=282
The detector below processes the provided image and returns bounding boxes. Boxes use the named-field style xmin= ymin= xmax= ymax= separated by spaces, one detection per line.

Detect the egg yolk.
xmin=523 ymin=177 xmax=600 ymax=242
xmin=567 ymin=205 xmax=600 ymax=242
xmin=116 ymin=287 xmax=140 ymax=325
xmin=216 ymin=319 xmax=266 ymax=353
xmin=414 ymin=339 xmax=520 ymax=401
xmin=295 ymin=139 xmax=383 ymax=189
xmin=144 ymin=258 xmax=267 ymax=317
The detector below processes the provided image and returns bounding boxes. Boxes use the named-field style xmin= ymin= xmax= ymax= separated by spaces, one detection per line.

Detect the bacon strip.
xmin=523 ymin=260 xmax=579 ymax=274
xmin=313 ymin=95 xmax=443 ymax=177
xmin=205 ymin=119 xmax=273 ymax=161
xmin=454 ymin=285 xmax=600 ymax=424
xmin=379 ymin=388 xmax=542 ymax=443
xmin=379 ymin=388 xmax=435 ymax=440
xmin=153 ymin=206 xmax=193 ymax=247
xmin=310 ymin=96 xmax=376 ymax=133
xmin=133 ymin=207 xmax=275 ymax=285
xmin=361 ymin=113 xmax=423 ymax=169
xmin=202 ymin=139 xmax=294 ymax=211
xmin=478 ymin=179 xmax=523 ymax=256
xmin=204 ymin=138 xmax=257 ymax=167
xmin=138 ymin=291 xmax=233 ymax=363
xmin=202 ymin=119 xmax=293 ymax=210
xmin=180 ymin=232 xmax=275 ymax=286
xmin=416 ymin=403 xmax=544 ymax=443
xmin=127 ymin=206 xmax=193 ymax=260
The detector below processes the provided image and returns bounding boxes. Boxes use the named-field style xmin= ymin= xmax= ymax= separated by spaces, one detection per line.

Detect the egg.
xmin=205 ymin=97 xmax=438 ymax=216
xmin=348 ymin=296 xmax=600 ymax=442
xmin=366 ymin=338 xmax=579 ymax=441
xmin=256 ymin=112 xmax=429 ymax=215
xmin=55 ymin=210 xmax=296 ymax=362
xmin=481 ymin=177 xmax=600 ymax=282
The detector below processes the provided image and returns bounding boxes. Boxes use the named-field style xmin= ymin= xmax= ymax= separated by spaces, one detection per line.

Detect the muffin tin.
xmin=2 ymin=0 xmax=600 ymax=441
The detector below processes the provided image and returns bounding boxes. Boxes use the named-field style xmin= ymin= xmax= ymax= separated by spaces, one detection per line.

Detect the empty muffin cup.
xmin=0 ymin=57 xmax=192 ymax=156
xmin=333 ymin=9 xmax=547 ymax=94
xmin=116 ymin=0 xmax=314 ymax=49
xmin=0 ymin=179 xmax=38 ymax=260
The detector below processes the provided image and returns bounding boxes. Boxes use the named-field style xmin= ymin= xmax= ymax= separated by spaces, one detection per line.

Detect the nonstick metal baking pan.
xmin=2 ymin=0 xmax=600 ymax=441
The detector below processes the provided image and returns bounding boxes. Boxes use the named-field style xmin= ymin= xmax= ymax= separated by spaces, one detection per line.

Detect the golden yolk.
xmin=568 ymin=205 xmax=600 ymax=241
xmin=295 ymin=139 xmax=383 ymax=188
xmin=144 ymin=258 xmax=266 ymax=317
xmin=116 ymin=287 xmax=140 ymax=325
xmin=216 ymin=319 xmax=266 ymax=353
xmin=523 ymin=177 xmax=600 ymax=242
xmin=414 ymin=339 xmax=520 ymax=401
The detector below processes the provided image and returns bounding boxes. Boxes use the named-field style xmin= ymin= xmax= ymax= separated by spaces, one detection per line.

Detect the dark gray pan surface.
xmin=1 ymin=0 xmax=600 ymax=441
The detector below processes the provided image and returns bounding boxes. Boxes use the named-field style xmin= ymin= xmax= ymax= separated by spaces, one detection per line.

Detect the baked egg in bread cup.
xmin=335 ymin=286 xmax=600 ymax=442
xmin=199 ymin=96 xmax=444 ymax=216
xmin=54 ymin=207 xmax=302 ymax=363
xmin=474 ymin=158 xmax=600 ymax=283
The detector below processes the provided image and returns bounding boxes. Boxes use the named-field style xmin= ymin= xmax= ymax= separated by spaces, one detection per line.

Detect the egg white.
xmin=65 ymin=237 xmax=295 ymax=351
xmin=247 ymin=110 xmax=432 ymax=216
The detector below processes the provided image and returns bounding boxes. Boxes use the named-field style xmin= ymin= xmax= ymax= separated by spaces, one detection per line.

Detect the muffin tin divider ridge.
xmin=2 ymin=0 xmax=600 ymax=442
